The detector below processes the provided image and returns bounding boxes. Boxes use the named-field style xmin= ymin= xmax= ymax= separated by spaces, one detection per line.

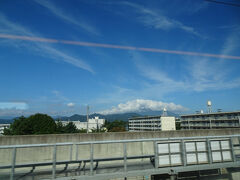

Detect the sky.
xmin=0 ymin=0 xmax=240 ymax=118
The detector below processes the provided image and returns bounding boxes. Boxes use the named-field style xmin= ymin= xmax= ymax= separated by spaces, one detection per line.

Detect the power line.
xmin=205 ymin=0 xmax=240 ymax=7
xmin=0 ymin=33 xmax=240 ymax=60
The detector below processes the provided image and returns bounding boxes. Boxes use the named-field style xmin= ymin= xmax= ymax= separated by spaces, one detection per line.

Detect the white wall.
xmin=61 ymin=117 xmax=105 ymax=132
xmin=161 ymin=117 xmax=176 ymax=131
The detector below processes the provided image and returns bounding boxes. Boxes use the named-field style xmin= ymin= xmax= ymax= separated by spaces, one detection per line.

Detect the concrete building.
xmin=0 ymin=124 xmax=10 ymax=135
xmin=181 ymin=111 xmax=240 ymax=130
xmin=62 ymin=116 xmax=105 ymax=132
xmin=128 ymin=116 xmax=176 ymax=131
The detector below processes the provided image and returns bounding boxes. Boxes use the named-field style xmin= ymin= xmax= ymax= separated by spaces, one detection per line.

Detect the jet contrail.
xmin=0 ymin=33 xmax=240 ymax=60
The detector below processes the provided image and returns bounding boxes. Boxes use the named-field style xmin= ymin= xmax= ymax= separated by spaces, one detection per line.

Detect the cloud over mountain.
xmin=100 ymin=99 xmax=187 ymax=115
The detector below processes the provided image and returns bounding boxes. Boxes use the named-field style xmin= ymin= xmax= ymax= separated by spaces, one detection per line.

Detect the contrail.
xmin=0 ymin=33 xmax=240 ymax=60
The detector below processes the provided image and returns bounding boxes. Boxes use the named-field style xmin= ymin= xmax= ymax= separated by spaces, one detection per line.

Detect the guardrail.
xmin=0 ymin=134 xmax=240 ymax=180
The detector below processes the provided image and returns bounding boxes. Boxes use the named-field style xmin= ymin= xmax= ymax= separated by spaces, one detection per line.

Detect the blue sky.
xmin=0 ymin=0 xmax=240 ymax=117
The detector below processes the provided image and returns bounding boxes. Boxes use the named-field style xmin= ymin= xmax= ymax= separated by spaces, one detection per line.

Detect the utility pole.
xmin=87 ymin=105 xmax=89 ymax=133
xmin=97 ymin=118 xmax=99 ymax=133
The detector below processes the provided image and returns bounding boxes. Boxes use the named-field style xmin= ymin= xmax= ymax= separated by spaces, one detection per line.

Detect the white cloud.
xmin=51 ymin=90 xmax=69 ymax=102
xmin=40 ymin=45 xmax=94 ymax=73
xmin=186 ymin=29 xmax=240 ymax=91
xmin=100 ymin=99 xmax=187 ymax=115
xmin=121 ymin=2 xmax=202 ymax=37
xmin=170 ymin=0 xmax=208 ymax=14
xmin=132 ymin=49 xmax=240 ymax=93
xmin=0 ymin=13 xmax=94 ymax=73
xmin=221 ymin=27 xmax=240 ymax=56
xmin=34 ymin=0 xmax=100 ymax=35
xmin=0 ymin=102 xmax=28 ymax=110
xmin=67 ymin=102 xmax=75 ymax=107
xmin=0 ymin=109 xmax=26 ymax=117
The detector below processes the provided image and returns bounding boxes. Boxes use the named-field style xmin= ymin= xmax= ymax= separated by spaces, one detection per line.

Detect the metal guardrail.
xmin=0 ymin=134 xmax=240 ymax=180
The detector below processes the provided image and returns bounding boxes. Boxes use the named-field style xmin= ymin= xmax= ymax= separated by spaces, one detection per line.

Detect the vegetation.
xmin=104 ymin=120 xmax=127 ymax=132
xmin=4 ymin=113 xmax=78 ymax=135
xmin=176 ymin=122 xmax=181 ymax=130
xmin=3 ymin=113 xmax=128 ymax=135
xmin=3 ymin=113 xmax=180 ymax=135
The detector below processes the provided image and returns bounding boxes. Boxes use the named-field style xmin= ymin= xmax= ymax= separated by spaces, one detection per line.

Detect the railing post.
xmin=219 ymin=140 xmax=224 ymax=162
xmin=70 ymin=144 xmax=73 ymax=161
xmin=90 ymin=143 xmax=94 ymax=175
xmin=154 ymin=141 xmax=159 ymax=169
xmin=181 ymin=140 xmax=186 ymax=166
xmin=194 ymin=142 xmax=199 ymax=164
xmin=168 ymin=142 xmax=171 ymax=166
xmin=206 ymin=139 xmax=213 ymax=164
xmin=76 ymin=144 xmax=79 ymax=161
xmin=10 ymin=147 xmax=16 ymax=180
xmin=230 ymin=137 xmax=236 ymax=162
xmin=52 ymin=145 xmax=57 ymax=179
xmin=123 ymin=143 xmax=127 ymax=173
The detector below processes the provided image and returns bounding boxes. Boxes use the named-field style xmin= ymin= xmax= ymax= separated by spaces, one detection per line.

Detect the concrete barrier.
xmin=0 ymin=129 xmax=240 ymax=178
xmin=1 ymin=128 xmax=240 ymax=146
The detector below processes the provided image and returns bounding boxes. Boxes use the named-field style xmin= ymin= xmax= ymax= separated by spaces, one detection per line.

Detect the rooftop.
xmin=181 ymin=111 xmax=240 ymax=117
xmin=128 ymin=115 xmax=176 ymax=120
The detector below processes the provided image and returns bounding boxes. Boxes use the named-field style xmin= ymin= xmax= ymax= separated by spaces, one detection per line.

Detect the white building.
xmin=0 ymin=124 xmax=10 ymax=135
xmin=61 ymin=116 xmax=105 ymax=132
xmin=128 ymin=116 xmax=176 ymax=131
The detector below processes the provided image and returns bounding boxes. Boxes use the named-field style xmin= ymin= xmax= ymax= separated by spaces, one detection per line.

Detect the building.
xmin=0 ymin=124 xmax=10 ymax=135
xmin=128 ymin=116 xmax=176 ymax=131
xmin=181 ymin=111 xmax=240 ymax=130
xmin=61 ymin=116 xmax=105 ymax=132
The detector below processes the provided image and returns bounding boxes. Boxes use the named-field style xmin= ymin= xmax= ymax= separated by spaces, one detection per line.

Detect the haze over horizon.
xmin=0 ymin=0 xmax=240 ymax=118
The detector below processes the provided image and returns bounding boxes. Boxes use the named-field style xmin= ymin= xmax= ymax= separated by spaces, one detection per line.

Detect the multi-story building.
xmin=128 ymin=116 xmax=176 ymax=131
xmin=181 ymin=111 xmax=240 ymax=130
xmin=61 ymin=116 xmax=105 ymax=132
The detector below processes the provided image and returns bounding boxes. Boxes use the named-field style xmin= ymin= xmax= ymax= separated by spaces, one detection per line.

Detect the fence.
xmin=0 ymin=134 xmax=240 ymax=180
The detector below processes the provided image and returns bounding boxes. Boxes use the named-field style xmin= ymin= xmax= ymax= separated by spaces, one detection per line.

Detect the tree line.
xmin=3 ymin=113 xmax=127 ymax=135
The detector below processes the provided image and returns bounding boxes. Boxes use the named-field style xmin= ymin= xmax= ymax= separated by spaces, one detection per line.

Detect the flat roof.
xmin=129 ymin=115 xmax=162 ymax=120
xmin=181 ymin=111 xmax=240 ymax=117
xmin=129 ymin=115 xmax=175 ymax=120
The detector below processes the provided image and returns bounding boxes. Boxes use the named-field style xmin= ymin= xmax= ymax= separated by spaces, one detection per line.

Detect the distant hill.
xmin=57 ymin=112 xmax=142 ymax=122
xmin=0 ymin=119 xmax=13 ymax=124
xmin=101 ymin=113 xmax=141 ymax=122
xmin=0 ymin=111 xmax=179 ymax=124
xmin=57 ymin=111 xmax=179 ymax=122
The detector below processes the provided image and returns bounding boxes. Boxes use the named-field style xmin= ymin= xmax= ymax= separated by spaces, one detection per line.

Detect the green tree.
xmin=78 ymin=128 xmax=87 ymax=133
xmin=27 ymin=113 xmax=56 ymax=134
xmin=63 ymin=121 xmax=78 ymax=133
xmin=104 ymin=120 xmax=127 ymax=132
xmin=176 ymin=122 xmax=181 ymax=130
xmin=91 ymin=128 xmax=106 ymax=133
xmin=3 ymin=114 xmax=56 ymax=135
xmin=4 ymin=116 xmax=32 ymax=135
xmin=55 ymin=119 xmax=65 ymax=133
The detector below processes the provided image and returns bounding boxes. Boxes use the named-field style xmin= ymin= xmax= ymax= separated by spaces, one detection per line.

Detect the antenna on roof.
xmin=207 ymin=100 xmax=212 ymax=113
xmin=162 ymin=107 xmax=167 ymax=116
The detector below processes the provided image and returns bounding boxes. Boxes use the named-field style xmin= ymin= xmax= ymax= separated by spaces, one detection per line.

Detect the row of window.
xmin=129 ymin=125 xmax=161 ymax=127
xmin=181 ymin=114 xmax=240 ymax=120
xmin=129 ymin=120 xmax=161 ymax=123
xmin=181 ymin=122 xmax=239 ymax=126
